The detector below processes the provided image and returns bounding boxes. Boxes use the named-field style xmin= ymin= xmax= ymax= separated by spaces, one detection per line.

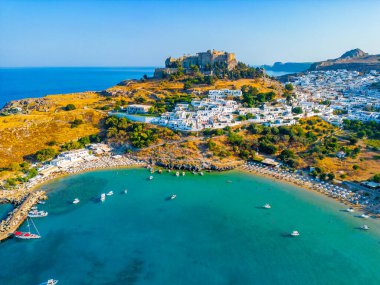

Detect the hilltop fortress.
xmin=154 ymin=50 xmax=237 ymax=78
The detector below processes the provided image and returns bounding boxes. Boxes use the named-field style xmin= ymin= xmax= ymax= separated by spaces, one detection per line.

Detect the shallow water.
xmin=0 ymin=168 xmax=379 ymax=285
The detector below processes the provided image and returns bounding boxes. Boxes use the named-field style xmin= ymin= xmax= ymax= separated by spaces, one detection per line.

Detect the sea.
xmin=0 ymin=67 xmax=290 ymax=108
xmin=0 ymin=67 xmax=155 ymax=108
xmin=0 ymin=169 xmax=379 ymax=285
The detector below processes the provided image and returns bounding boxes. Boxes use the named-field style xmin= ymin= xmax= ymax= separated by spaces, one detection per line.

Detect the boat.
xmin=14 ymin=218 xmax=41 ymax=239
xmin=175 ymin=172 xmax=180 ymax=177
xmin=100 ymin=193 xmax=106 ymax=202
xmin=263 ymin=203 xmax=271 ymax=209
xmin=192 ymin=171 xmax=196 ymax=175
xmin=149 ymin=176 xmax=154 ymax=180
xmin=290 ymin=230 xmax=300 ymax=237
xmin=170 ymin=194 xmax=177 ymax=200
xmin=346 ymin=207 xmax=354 ymax=213
xmin=72 ymin=198 xmax=80 ymax=204
xmin=182 ymin=172 xmax=185 ymax=176
xmin=361 ymin=225 xmax=369 ymax=230
xmin=28 ymin=210 xmax=48 ymax=218
xmin=200 ymin=172 xmax=204 ymax=176
xmin=124 ymin=189 xmax=128 ymax=194
xmin=31 ymin=206 xmax=38 ymax=210
xmin=37 ymin=201 xmax=46 ymax=205
xmin=106 ymin=191 xmax=114 ymax=196
xmin=39 ymin=279 xmax=59 ymax=285
xmin=360 ymin=214 xmax=369 ymax=219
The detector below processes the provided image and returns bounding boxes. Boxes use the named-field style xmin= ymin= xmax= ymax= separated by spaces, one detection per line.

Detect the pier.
xmin=0 ymin=191 xmax=46 ymax=242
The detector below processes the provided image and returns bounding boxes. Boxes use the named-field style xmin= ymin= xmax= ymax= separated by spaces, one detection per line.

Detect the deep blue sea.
xmin=0 ymin=169 xmax=379 ymax=285
xmin=0 ymin=67 xmax=155 ymax=108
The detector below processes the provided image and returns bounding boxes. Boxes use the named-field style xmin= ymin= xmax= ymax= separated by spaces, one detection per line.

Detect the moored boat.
xmin=360 ymin=214 xmax=369 ymax=219
xmin=290 ymin=230 xmax=300 ymax=237
xmin=361 ymin=224 xmax=369 ymax=230
xmin=200 ymin=172 xmax=204 ymax=176
xmin=28 ymin=210 xmax=48 ymax=218
xmin=100 ymin=193 xmax=106 ymax=202
xmin=175 ymin=172 xmax=180 ymax=177
xmin=106 ymin=191 xmax=114 ymax=196
xmin=182 ymin=172 xmax=185 ymax=176
xmin=346 ymin=207 xmax=354 ymax=213
xmin=14 ymin=218 xmax=41 ymax=239
xmin=149 ymin=175 xmax=154 ymax=180
xmin=72 ymin=198 xmax=80 ymax=204
xmin=263 ymin=203 xmax=271 ymax=209
xmin=170 ymin=194 xmax=177 ymax=200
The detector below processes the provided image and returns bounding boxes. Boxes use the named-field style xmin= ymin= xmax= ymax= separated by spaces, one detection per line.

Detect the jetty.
xmin=0 ymin=191 xmax=46 ymax=242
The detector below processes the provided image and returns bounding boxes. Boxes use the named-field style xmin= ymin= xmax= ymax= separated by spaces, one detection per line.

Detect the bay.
xmin=0 ymin=168 xmax=379 ymax=285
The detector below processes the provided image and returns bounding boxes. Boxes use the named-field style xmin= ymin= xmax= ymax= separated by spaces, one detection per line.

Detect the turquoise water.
xmin=1 ymin=168 xmax=380 ymax=285
xmin=0 ymin=67 xmax=155 ymax=108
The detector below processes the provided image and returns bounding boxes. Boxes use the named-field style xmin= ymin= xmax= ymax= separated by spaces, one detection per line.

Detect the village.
xmin=118 ymin=69 xmax=380 ymax=131
xmin=292 ymin=69 xmax=380 ymax=125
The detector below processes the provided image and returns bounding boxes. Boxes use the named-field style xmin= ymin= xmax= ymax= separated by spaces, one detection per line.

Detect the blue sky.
xmin=0 ymin=0 xmax=379 ymax=67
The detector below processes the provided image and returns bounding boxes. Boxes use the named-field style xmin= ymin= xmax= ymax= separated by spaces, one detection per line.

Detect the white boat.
xmin=175 ymin=172 xmax=180 ymax=177
xmin=360 ymin=214 xmax=369 ymax=219
xmin=263 ymin=203 xmax=271 ymax=209
xmin=290 ymin=230 xmax=300 ymax=237
xmin=149 ymin=176 xmax=154 ymax=180
xmin=361 ymin=225 xmax=369 ymax=230
xmin=100 ymin=193 xmax=106 ymax=202
xmin=14 ymin=218 xmax=41 ymax=239
xmin=37 ymin=201 xmax=46 ymax=205
xmin=346 ymin=207 xmax=354 ymax=213
xmin=200 ymin=172 xmax=204 ymax=176
xmin=182 ymin=172 xmax=185 ymax=176
xmin=170 ymin=194 xmax=177 ymax=200
xmin=39 ymin=279 xmax=59 ymax=285
xmin=28 ymin=210 xmax=48 ymax=218
xmin=106 ymin=191 xmax=114 ymax=196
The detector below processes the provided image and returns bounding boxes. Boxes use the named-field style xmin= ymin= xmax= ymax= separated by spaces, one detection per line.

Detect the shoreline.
xmin=1 ymin=155 xmax=378 ymax=241
xmin=240 ymin=162 xmax=379 ymax=217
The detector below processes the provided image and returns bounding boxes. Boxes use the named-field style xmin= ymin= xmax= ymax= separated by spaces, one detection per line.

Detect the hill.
xmin=309 ymin=48 xmax=380 ymax=72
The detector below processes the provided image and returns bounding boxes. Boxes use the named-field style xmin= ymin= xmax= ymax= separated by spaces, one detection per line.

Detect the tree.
xmin=372 ymin=174 xmax=380 ymax=183
xmin=65 ymin=104 xmax=76 ymax=111
xmin=327 ymin=173 xmax=335 ymax=180
xmin=183 ymin=81 xmax=192 ymax=90
xmin=35 ymin=148 xmax=57 ymax=162
xmin=292 ymin=107 xmax=303 ymax=114
xmin=285 ymin=83 xmax=294 ymax=92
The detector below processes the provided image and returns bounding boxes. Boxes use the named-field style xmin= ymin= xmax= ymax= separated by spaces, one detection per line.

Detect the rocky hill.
xmin=309 ymin=48 xmax=380 ymax=72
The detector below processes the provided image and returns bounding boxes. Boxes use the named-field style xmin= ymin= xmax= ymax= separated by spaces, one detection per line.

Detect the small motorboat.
xmin=106 ymin=191 xmax=114 ymax=196
xmin=100 ymin=193 xmax=106 ymax=202
xmin=149 ymin=176 xmax=154 ymax=180
xmin=360 ymin=214 xmax=369 ymax=219
xmin=72 ymin=198 xmax=80 ymax=204
xmin=39 ymin=279 xmax=59 ymax=285
xmin=346 ymin=207 xmax=354 ymax=213
xmin=170 ymin=194 xmax=177 ymax=200
xmin=200 ymin=172 xmax=204 ymax=176
xmin=290 ymin=230 xmax=300 ymax=237
xmin=175 ymin=172 xmax=180 ymax=177
xmin=37 ymin=201 xmax=46 ymax=205
xmin=182 ymin=172 xmax=185 ymax=176
xmin=361 ymin=225 xmax=369 ymax=230
xmin=28 ymin=210 xmax=48 ymax=218
xmin=31 ymin=206 xmax=38 ymax=210
xmin=263 ymin=203 xmax=271 ymax=209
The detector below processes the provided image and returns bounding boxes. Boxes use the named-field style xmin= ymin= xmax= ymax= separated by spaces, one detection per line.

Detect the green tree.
xmin=65 ymin=104 xmax=76 ymax=111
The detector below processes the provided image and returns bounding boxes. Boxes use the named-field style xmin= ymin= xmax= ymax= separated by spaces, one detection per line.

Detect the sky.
xmin=0 ymin=0 xmax=379 ymax=67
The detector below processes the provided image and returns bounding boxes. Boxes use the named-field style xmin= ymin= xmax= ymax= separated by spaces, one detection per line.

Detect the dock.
xmin=0 ymin=191 xmax=46 ymax=242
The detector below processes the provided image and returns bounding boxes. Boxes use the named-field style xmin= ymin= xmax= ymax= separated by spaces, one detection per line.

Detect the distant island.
xmin=262 ymin=62 xmax=312 ymax=73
